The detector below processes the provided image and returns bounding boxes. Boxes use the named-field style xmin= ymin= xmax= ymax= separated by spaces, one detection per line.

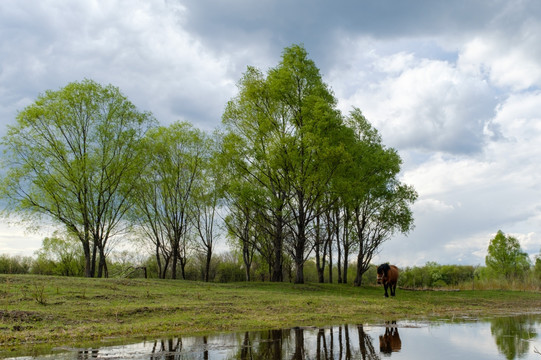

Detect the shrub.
xmin=0 ymin=254 xmax=32 ymax=274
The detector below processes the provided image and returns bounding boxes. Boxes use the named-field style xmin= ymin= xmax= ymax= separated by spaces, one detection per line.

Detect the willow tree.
xmin=343 ymin=109 xmax=417 ymax=286
xmin=222 ymin=65 xmax=291 ymax=282
xmin=270 ymin=45 xmax=347 ymax=284
xmin=223 ymin=45 xmax=348 ymax=283
xmin=192 ymin=131 xmax=224 ymax=282
xmin=131 ymin=122 xmax=207 ymax=279
xmin=0 ymin=80 xmax=155 ymax=277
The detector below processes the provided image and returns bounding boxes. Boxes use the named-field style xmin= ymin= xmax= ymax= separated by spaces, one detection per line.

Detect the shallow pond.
xmin=6 ymin=314 xmax=541 ymax=359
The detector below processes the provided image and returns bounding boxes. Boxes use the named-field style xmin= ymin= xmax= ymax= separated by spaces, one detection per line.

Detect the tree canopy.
xmin=1 ymin=45 xmax=418 ymax=283
xmin=0 ymin=79 xmax=156 ymax=277
xmin=222 ymin=44 xmax=416 ymax=284
xmin=485 ymin=230 xmax=530 ymax=279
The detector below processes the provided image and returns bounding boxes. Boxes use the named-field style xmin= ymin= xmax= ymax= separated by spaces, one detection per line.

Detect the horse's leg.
xmin=384 ymin=283 xmax=389 ymax=297
xmin=391 ymin=282 xmax=396 ymax=296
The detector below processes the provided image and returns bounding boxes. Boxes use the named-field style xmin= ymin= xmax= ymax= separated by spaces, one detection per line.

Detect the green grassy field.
xmin=1 ymin=274 xmax=540 ymax=356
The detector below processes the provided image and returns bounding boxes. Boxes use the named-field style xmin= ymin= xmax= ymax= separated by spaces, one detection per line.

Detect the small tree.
xmin=35 ymin=232 xmax=85 ymax=276
xmin=485 ymin=230 xmax=530 ymax=279
xmin=534 ymin=250 xmax=541 ymax=280
xmin=131 ymin=122 xmax=206 ymax=279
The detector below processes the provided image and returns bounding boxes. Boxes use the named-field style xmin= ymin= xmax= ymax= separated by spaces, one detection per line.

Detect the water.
xmin=4 ymin=314 xmax=541 ymax=359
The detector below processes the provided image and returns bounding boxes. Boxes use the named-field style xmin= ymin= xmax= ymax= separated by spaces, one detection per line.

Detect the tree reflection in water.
xmin=490 ymin=315 xmax=538 ymax=360
xmin=74 ymin=325 xmax=394 ymax=359
xmin=66 ymin=315 xmax=541 ymax=360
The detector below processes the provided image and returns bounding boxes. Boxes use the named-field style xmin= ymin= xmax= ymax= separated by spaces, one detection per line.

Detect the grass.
xmin=1 ymin=274 xmax=540 ymax=357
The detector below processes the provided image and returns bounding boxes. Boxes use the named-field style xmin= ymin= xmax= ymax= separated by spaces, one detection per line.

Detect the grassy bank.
xmin=1 ymin=275 xmax=540 ymax=355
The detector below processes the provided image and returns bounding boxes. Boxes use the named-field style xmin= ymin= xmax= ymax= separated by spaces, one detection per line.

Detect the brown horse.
xmin=377 ymin=264 xmax=399 ymax=297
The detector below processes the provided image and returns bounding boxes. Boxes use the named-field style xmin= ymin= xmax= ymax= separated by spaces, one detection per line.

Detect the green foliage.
xmin=0 ymin=254 xmax=32 ymax=274
xmin=535 ymin=255 xmax=541 ymax=280
xmin=131 ymin=121 xmax=209 ymax=280
xmin=222 ymin=45 xmax=416 ymax=285
xmin=222 ymin=44 xmax=350 ymax=284
xmin=400 ymin=262 xmax=476 ymax=288
xmin=344 ymin=109 xmax=417 ymax=286
xmin=215 ymin=261 xmax=245 ymax=283
xmin=0 ymin=79 xmax=156 ymax=278
xmin=34 ymin=232 xmax=84 ymax=276
xmin=486 ymin=230 xmax=531 ymax=279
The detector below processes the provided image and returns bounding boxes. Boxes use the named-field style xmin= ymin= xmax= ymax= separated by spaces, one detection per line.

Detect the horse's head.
xmin=377 ymin=263 xmax=391 ymax=284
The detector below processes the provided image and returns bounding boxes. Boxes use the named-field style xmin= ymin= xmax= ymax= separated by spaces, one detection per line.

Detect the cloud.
xmin=0 ymin=0 xmax=236 ymax=132
xmin=332 ymin=45 xmax=497 ymax=155
xmin=458 ymin=13 xmax=541 ymax=91
xmin=2 ymin=0 xmax=541 ymax=267
xmin=378 ymin=89 xmax=541 ymax=266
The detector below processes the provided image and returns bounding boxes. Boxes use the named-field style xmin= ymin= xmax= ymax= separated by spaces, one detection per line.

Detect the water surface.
xmin=6 ymin=314 xmax=541 ymax=359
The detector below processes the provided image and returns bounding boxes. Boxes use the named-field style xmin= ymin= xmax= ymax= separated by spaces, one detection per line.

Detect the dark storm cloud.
xmin=181 ymin=0 xmax=509 ymax=66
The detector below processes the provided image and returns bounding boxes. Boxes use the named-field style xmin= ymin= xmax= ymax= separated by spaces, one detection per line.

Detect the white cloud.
xmin=458 ymin=20 xmax=541 ymax=91
xmin=415 ymin=198 xmax=456 ymax=214
xmin=402 ymin=154 xmax=491 ymax=197
xmin=332 ymin=42 xmax=496 ymax=155
xmin=0 ymin=0 xmax=236 ymax=131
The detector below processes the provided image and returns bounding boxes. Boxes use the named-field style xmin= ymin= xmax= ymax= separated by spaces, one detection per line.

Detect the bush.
xmin=0 ymin=254 xmax=32 ymax=274
xmin=215 ymin=262 xmax=245 ymax=283
xmin=399 ymin=262 xmax=475 ymax=288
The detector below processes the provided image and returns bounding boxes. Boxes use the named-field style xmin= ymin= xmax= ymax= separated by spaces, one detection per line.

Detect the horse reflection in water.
xmin=379 ymin=322 xmax=401 ymax=355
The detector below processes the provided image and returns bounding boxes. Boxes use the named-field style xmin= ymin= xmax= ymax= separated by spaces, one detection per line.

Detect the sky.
xmin=1 ymin=0 xmax=540 ymax=267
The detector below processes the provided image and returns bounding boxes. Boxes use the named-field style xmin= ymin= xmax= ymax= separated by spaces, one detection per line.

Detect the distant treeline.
xmin=2 ymin=252 xmax=540 ymax=290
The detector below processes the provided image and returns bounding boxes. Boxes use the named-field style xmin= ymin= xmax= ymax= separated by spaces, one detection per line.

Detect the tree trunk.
xmin=82 ymin=240 xmax=92 ymax=278
xmin=342 ymin=210 xmax=350 ymax=284
xmin=271 ymin=215 xmax=284 ymax=282
xmin=354 ymin=252 xmax=364 ymax=286
xmin=91 ymin=241 xmax=98 ymax=278
xmin=155 ymin=243 xmax=163 ymax=279
xmin=205 ymin=247 xmax=212 ymax=282
xmin=295 ymin=261 xmax=304 ymax=284
xmin=180 ymin=257 xmax=187 ymax=280
xmin=315 ymin=214 xmax=325 ymax=283
xmin=97 ymin=249 xmax=108 ymax=278
xmin=343 ymin=247 xmax=349 ymax=284
xmin=161 ymin=255 xmax=170 ymax=279
xmin=171 ymin=241 xmax=178 ymax=280
xmin=243 ymin=244 xmax=252 ymax=282
xmin=242 ymin=220 xmax=252 ymax=281
xmin=335 ymin=208 xmax=343 ymax=284
xmin=294 ymin=232 xmax=305 ymax=284
xmin=327 ymin=235 xmax=333 ymax=284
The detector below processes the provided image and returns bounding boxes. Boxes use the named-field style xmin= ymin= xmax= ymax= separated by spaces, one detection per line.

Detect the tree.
xmin=342 ymin=109 xmax=417 ymax=286
xmin=223 ymin=45 xmax=348 ymax=284
xmin=485 ymin=230 xmax=530 ymax=279
xmin=0 ymin=79 xmax=155 ymax=277
xmin=131 ymin=122 xmax=206 ymax=279
xmin=271 ymin=45 xmax=347 ymax=284
xmin=224 ymin=182 xmax=259 ymax=281
xmin=535 ymin=250 xmax=541 ymax=280
xmin=192 ymin=131 xmax=223 ymax=282
xmin=222 ymin=65 xmax=291 ymax=282
xmin=35 ymin=231 xmax=84 ymax=276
